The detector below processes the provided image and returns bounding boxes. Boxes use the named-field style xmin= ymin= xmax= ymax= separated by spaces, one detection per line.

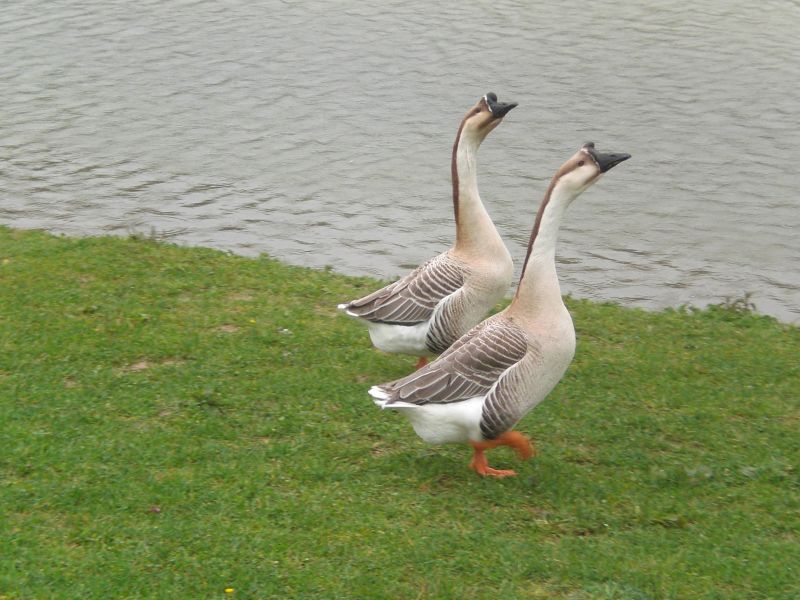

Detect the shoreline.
xmin=2 ymin=223 xmax=796 ymax=326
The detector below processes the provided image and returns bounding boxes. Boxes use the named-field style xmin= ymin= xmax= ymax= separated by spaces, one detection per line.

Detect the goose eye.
xmin=577 ymin=160 xmax=585 ymax=166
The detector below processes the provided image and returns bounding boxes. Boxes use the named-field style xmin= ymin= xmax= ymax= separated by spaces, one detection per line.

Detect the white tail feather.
xmin=368 ymin=386 xmax=420 ymax=410
xmin=337 ymin=303 xmax=362 ymax=318
xmin=368 ymin=386 xmax=388 ymax=400
xmin=380 ymin=400 xmax=421 ymax=409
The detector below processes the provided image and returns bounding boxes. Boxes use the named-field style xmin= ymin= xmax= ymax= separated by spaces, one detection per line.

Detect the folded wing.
xmin=376 ymin=315 xmax=529 ymax=406
xmin=341 ymin=253 xmax=468 ymax=325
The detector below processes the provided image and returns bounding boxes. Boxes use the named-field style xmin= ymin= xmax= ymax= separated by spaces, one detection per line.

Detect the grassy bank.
xmin=1 ymin=226 xmax=798 ymax=599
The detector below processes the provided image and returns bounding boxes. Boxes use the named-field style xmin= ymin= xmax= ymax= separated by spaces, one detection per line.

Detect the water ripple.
xmin=0 ymin=0 xmax=798 ymax=322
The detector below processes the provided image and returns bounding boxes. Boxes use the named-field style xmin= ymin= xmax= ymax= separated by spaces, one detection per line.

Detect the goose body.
xmin=369 ymin=143 xmax=631 ymax=477
xmin=339 ymin=93 xmax=516 ymax=364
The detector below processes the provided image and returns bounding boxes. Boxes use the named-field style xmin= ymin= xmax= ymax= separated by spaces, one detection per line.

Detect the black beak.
xmin=583 ymin=142 xmax=631 ymax=172
xmin=485 ymin=92 xmax=517 ymax=119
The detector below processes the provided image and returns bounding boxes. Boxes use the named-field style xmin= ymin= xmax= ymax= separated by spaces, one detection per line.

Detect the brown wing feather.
xmin=479 ymin=350 xmax=542 ymax=439
xmin=341 ymin=252 xmax=468 ymax=325
xmin=377 ymin=315 xmax=528 ymax=406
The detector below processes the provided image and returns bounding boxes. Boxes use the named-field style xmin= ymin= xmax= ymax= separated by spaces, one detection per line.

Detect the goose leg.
xmin=414 ymin=356 xmax=429 ymax=370
xmin=468 ymin=431 xmax=535 ymax=478
xmin=469 ymin=446 xmax=517 ymax=477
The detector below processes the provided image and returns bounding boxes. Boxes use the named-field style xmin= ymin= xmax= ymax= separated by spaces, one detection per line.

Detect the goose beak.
xmin=485 ymin=92 xmax=517 ymax=119
xmin=583 ymin=142 xmax=631 ymax=172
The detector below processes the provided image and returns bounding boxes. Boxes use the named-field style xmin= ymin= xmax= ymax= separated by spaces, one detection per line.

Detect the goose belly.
xmin=367 ymin=320 xmax=433 ymax=356
xmin=392 ymin=397 xmax=485 ymax=444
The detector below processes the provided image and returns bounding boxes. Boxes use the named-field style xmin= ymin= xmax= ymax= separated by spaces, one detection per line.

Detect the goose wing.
xmin=478 ymin=350 xmax=543 ymax=439
xmin=340 ymin=252 xmax=468 ymax=325
xmin=375 ymin=315 xmax=529 ymax=406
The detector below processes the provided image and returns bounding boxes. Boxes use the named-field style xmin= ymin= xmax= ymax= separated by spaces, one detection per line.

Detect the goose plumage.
xmin=339 ymin=93 xmax=516 ymax=367
xmin=369 ymin=142 xmax=631 ymax=477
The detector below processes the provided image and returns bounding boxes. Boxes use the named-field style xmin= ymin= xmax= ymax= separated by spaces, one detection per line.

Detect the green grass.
xmin=1 ymin=226 xmax=798 ymax=599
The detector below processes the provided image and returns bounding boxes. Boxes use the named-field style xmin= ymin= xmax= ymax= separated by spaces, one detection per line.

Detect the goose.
xmin=369 ymin=142 xmax=631 ymax=477
xmin=338 ymin=93 xmax=517 ymax=369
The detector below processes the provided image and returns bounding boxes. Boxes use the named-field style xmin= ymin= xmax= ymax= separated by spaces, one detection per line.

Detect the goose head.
xmin=459 ymin=92 xmax=518 ymax=143
xmin=552 ymin=142 xmax=631 ymax=198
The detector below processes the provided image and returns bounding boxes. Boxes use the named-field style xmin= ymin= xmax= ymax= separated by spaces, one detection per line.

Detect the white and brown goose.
xmin=338 ymin=93 xmax=517 ymax=369
xmin=369 ymin=142 xmax=631 ymax=477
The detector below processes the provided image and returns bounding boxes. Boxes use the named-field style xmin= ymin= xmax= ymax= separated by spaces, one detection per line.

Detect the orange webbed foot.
xmin=499 ymin=431 xmax=536 ymax=460
xmin=469 ymin=444 xmax=518 ymax=478
xmin=468 ymin=431 xmax=536 ymax=478
xmin=471 ymin=462 xmax=518 ymax=478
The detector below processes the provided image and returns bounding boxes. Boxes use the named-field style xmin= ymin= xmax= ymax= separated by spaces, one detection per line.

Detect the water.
xmin=1 ymin=0 xmax=798 ymax=322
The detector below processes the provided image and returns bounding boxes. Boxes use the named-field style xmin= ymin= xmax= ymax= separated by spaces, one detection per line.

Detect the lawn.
xmin=1 ymin=226 xmax=798 ymax=599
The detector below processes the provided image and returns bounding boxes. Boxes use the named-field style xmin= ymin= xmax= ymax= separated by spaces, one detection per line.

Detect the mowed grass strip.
xmin=0 ymin=226 xmax=798 ymax=599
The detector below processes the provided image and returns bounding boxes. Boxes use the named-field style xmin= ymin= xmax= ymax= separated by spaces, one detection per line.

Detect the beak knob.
xmin=584 ymin=142 xmax=631 ymax=172
xmin=485 ymin=92 xmax=518 ymax=118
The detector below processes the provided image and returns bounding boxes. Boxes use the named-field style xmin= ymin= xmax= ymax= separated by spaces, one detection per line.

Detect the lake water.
xmin=1 ymin=0 xmax=798 ymax=322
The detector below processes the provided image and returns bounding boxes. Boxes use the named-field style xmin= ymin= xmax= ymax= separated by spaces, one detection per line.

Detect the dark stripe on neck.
xmin=451 ymin=119 xmax=467 ymax=225
xmin=516 ymin=178 xmax=558 ymax=296
xmin=450 ymin=108 xmax=479 ymax=226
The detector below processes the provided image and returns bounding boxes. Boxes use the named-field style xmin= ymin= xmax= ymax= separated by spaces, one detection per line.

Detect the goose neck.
xmin=451 ymin=129 xmax=495 ymax=250
xmin=510 ymin=182 xmax=576 ymax=315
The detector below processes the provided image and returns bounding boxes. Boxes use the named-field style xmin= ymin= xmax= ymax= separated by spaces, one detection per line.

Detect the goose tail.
xmin=368 ymin=386 xmax=419 ymax=410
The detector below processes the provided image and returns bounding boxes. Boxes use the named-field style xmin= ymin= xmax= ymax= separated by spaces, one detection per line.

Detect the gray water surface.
xmin=1 ymin=0 xmax=798 ymax=321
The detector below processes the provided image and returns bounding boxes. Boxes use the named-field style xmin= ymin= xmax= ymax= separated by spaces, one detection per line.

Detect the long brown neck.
xmin=451 ymin=118 xmax=468 ymax=225
xmin=450 ymin=124 xmax=498 ymax=252
xmin=517 ymin=177 xmax=558 ymax=282
xmin=508 ymin=180 xmax=575 ymax=316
